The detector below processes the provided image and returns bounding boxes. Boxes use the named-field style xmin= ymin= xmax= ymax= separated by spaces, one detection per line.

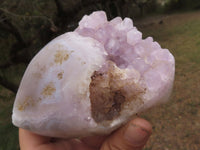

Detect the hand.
xmin=19 ymin=118 xmax=152 ymax=150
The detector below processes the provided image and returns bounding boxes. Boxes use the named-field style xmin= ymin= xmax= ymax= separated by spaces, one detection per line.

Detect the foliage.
xmin=165 ymin=0 xmax=200 ymax=11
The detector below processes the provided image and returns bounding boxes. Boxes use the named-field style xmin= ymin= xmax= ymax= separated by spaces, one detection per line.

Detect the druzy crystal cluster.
xmin=12 ymin=11 xmax=175 ymax=138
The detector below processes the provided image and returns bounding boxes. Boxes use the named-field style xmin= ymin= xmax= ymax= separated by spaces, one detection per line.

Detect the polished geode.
xmin=12 ymin=11 xmax=175 ymax=138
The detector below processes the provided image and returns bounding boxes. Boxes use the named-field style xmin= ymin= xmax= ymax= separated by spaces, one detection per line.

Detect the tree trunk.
xmin=139 ymin=4 xmax=144 ymax=17
xmin=54 ymin=0 xmax=66 ymax=17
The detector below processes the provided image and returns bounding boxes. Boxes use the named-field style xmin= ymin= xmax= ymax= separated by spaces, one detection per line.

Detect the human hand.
xmin=19 ymin=118 xmax=152 ymax=150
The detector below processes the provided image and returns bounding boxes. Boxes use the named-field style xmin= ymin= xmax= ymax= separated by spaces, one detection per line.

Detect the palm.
xmin=19 ymin=128 xmax=105 ymax=150
xmin=19 ymin=118 xmax=152 ymax=150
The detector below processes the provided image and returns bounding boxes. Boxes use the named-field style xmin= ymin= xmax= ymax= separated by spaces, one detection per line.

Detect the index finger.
xmin=19 ymin=128 xmax=51 ymax=149
xmin=81 ymin=135 xmax=107 ymax=149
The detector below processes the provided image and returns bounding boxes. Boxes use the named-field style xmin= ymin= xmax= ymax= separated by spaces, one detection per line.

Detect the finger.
xmin=67 ymin=139 xmax=97 ymax=150
xmin=81 ymin=135 xmax=107 ymax=149
xmin=100 ymin=118 xmax=152 ymax=150
xmin=19 ymin=128 xmax=73 ymax=150
xmin=19 ymin=128 xmax=52 ymax=149
xmin=38 ymin=139 xmax=93 ymax=150
xmin=19 ymin=128 xmax=94 ymax=150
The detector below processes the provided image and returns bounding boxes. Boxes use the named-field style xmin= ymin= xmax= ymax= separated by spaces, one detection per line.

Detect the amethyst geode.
xmin=12 ymin=11 xmax=175 ymax=138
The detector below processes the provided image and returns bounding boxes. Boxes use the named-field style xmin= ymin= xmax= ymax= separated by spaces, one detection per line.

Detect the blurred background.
xmin=0 ymin=0 xmax=200 ymax=149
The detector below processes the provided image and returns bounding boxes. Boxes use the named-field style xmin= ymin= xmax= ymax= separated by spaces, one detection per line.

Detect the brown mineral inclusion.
xmin=89 ymin=62 xmax=145 ymax=123
xmin=41 ymin=82 xmax=56 ymax=97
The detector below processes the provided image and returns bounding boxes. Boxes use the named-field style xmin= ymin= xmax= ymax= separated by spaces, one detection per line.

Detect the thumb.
xmin=100 ymin=118 xmax=152 ymax=150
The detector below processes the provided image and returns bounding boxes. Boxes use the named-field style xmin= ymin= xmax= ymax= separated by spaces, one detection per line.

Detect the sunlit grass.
xmin=141 ymin=14 xmax=200 ymax=65
xmin=140 ymin=11 xmax=200 ymax=150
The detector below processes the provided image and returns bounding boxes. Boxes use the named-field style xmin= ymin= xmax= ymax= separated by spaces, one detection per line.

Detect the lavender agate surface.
xmin=12 ymin=11 xmax=175 ymax=138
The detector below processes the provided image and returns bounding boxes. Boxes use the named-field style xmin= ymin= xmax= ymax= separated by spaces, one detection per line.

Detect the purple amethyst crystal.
xmin=12 ymin=11 xmax=175 ymax=138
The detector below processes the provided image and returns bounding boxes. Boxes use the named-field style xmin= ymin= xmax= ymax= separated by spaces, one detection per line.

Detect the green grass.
xmin=141 ymin=14 xmax=200 ymax=65
xmin=0 ymin=87 xmax=19 ymax=150
xmin=140 ymin=11 xmax=200 ymax=150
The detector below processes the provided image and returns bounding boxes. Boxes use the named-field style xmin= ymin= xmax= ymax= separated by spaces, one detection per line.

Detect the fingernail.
xmin=124 ymin=123 xmax=150 ymax=146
